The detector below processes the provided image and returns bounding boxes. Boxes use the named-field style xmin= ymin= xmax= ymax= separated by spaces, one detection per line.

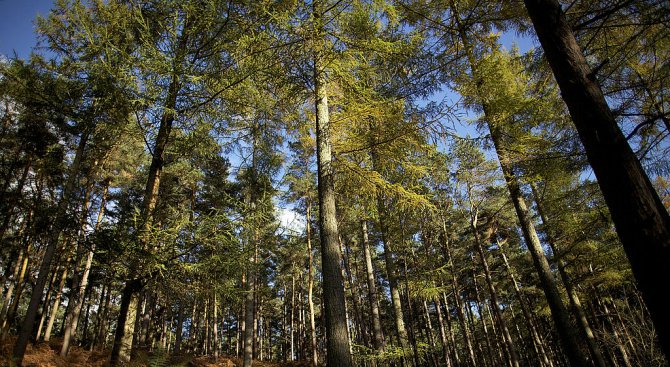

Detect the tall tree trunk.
xmin=493 ymin=141 xmax=588 ymax=367
xmin=471 ymin=265 xmax=497 ymax=367
xmin=469 ymin=212 xmax=520 ymax=367
xmin=0 ymin=242 xmax=30 ymax=336
xmin=35 ymin=269 xmax=58 ymax=342
xmin=12 ymin=131 xmax=89 ymax=366
xmin=290 ymin=275 xmax=295 ymax=361
xmin=61 ymin=181 xmax=108 ymax=356
xmin=434 ymin=297 xmax=452 ymax=367
xmin=214 ymin=293 xmax=219 ymax=359
xmin=361 ymin=219 xmax=385 ymax=352
xmin=531 ymin=183 xmax=607 ymax=367
xmin=341 ymin=237 xmax=365 ymax=347
xmin=440 ymin=222 xmax=477 ymax=367
xmin=522 ymin=0 xmax=670 ymax=360
xmin=450 ymin=1 xmax=589 ymax=364
xmin=175 ymin=302 xmax=184 ymax=353
xmin=42 ymin=261 xmax=71 ymax=342
xmin=93 ymin=282 xmax=110 ymax=350
xmin=313 ymin=3 xmax=353 ymax=363
xmin=111 ymin=27 xmax=188 ymax=365
xmin=498 ymin=242 xmax=553 ymax=367
xmin=110 ymin=279 xmax=141 ymax=365
xmin=306 ymin=199 xmax=319 ymax=367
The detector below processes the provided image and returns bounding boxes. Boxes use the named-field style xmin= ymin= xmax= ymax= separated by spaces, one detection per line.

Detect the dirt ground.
xmin=0 ymin=338 xmax=311 ymax=367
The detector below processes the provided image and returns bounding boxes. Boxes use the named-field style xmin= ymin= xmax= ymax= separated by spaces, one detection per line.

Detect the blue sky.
xmin=0 ymin=0 xmax=54 ymax=58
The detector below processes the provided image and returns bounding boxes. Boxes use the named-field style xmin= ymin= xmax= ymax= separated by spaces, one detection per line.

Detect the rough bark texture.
xmin=314 ymin=19 xmax=353 ymax=364
xmin=523 ymin=0 xmax=670 ymax=360
xmin=110 ymin=280 xmax=141 ymax=365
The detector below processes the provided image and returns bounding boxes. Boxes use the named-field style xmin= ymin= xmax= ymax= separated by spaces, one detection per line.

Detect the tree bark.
xmin=110 ymin=279 xmax=141 ymax=365
xmin=531 ymin=183 xmax=607 ymax=367
xmin=61 ymin=182 xmax=108 ymax=356
xmin=42 ymin=262 xmax=70 ymax=342
xmin=12 ymin=131 xmax=89 ymax=366
xmin=498 ymin=242 xmax=553 ymax=367
xmin=440 ymin=221 xmax=477 ymax=367
xmin=313 ymin=4 xmax=353 ymax=363
xmin=306 ymin=199 xmax=319 ymax=367
xmin=522 ymin=0 xmax=670 ymax=360
xmin=361 ymin=220 xmax=385 ymax=353
xmin=469 ymin=213 xmax=520 ymax=367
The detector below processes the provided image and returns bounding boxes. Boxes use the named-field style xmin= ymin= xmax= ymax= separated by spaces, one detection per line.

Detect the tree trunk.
xmin=0 ymin=243 xmax=30 ymax=337
xmin=440 ymin=222 xmax=477 ymax=367
xmin=110 ymin=280 xmax=141 ymax=365
xmin=61 ymin=182 xmax=108 ymax=356
xmin=471 ymin=265 xmax=497 ymax=367
xmin=522 ymin=0 xmax=670 ymax=360
xmin=470 ymin=213 xmax=520 ymax=367
xmin=214 ymin=293 xmax=219 ymax=359
xmin=450 ymin=0 xmax=589 ymax=364
xmin=313 ymin=4 xmax=353 ymax=363
xmin=498 ymin=243 xmax=553 ymax=367
xmin=43 ymin=259 xmax=71 ymax=342
xmin=175 ymin=303 xmax=184 ymax=353
xmin=306 ymin=199 xmax=319 ymax=367
xmin=93 ymin=282 xmax=111 ymax=349
xmin=12 ymin=131 xmax=89 ymax=366
xmin=531 ymin=183 xmax=607 ymax=367
xmin=361 ymin=220 xmax=385 ymax=353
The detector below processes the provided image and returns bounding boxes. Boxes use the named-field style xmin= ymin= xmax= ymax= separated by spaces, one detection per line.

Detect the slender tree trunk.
xmin=290 ymin=275 xmax=295 ymax=361
xmin=362 ymin=220 xmax=385 ymax=353
xmin=213 ymin=293 xmax=219 ymax=359
xmin=471 ymin=266 xmax=496 ymax=367
xmin=499 ymin=243 xmax=553 ymax=367
xmin=12 ymin=131 xmax=89 ymax=365
xmin=35 ymin=269 xmax=58 ymax=342
xmin=522 ymin=0 xmax=670 ymax=360
xmin=94 ymin=282 xmax=111 ymax=350
xmin=469 ymin=213 xmax=520 ymax=367
xmin=175 ymin=302 xmax=184 ymax=353
xmin=341 ymin=237 xmax=365 ymax=347
xmin=440 ymin=222 xmax=477 ymax=367
xmin=531 ymin=183 xmax=607 ymax=367
xmin=463 ymin=289 xmax=485 ymax=367
xmin=306 ymin=199 xmax=319 ymax=367
xmin=434 ymin=297 xmax=452 ymax=367
xmin=61 ymin=182 xmax=107 ymax=356
xmin=0 ymin=243 xmax=30 ymax=337
xmin=111 ymin=27 xmax=188 ymax=364
xmin=313 ymin=4 xmax=353 ymax=363
xmin=43 ymin=260 xmax=71 ymax=342
xmin=450 ymin=0 xmax=589 ymax=363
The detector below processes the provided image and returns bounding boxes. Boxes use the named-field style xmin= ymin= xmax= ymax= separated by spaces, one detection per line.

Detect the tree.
xmin=522 ymin=0 xmax=670 ymax=360
xmin=313 ymin=1 xmax=354 ymax=363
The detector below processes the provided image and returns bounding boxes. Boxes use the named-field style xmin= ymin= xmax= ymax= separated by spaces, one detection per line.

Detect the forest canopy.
xmin=1 ymin=0 xmax=669 ymax=366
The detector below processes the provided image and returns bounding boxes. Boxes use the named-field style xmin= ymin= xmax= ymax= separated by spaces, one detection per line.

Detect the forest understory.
xmin=0 ymin=337 xmax=306 ymax=367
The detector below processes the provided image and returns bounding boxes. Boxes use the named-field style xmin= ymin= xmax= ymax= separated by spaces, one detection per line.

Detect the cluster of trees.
xmin=1 ymin=0 xmax=669 ymax=366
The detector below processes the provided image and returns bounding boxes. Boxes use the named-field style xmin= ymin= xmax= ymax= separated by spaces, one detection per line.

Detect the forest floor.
xmin=0 ymin=337 xmax=310 ymax=367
